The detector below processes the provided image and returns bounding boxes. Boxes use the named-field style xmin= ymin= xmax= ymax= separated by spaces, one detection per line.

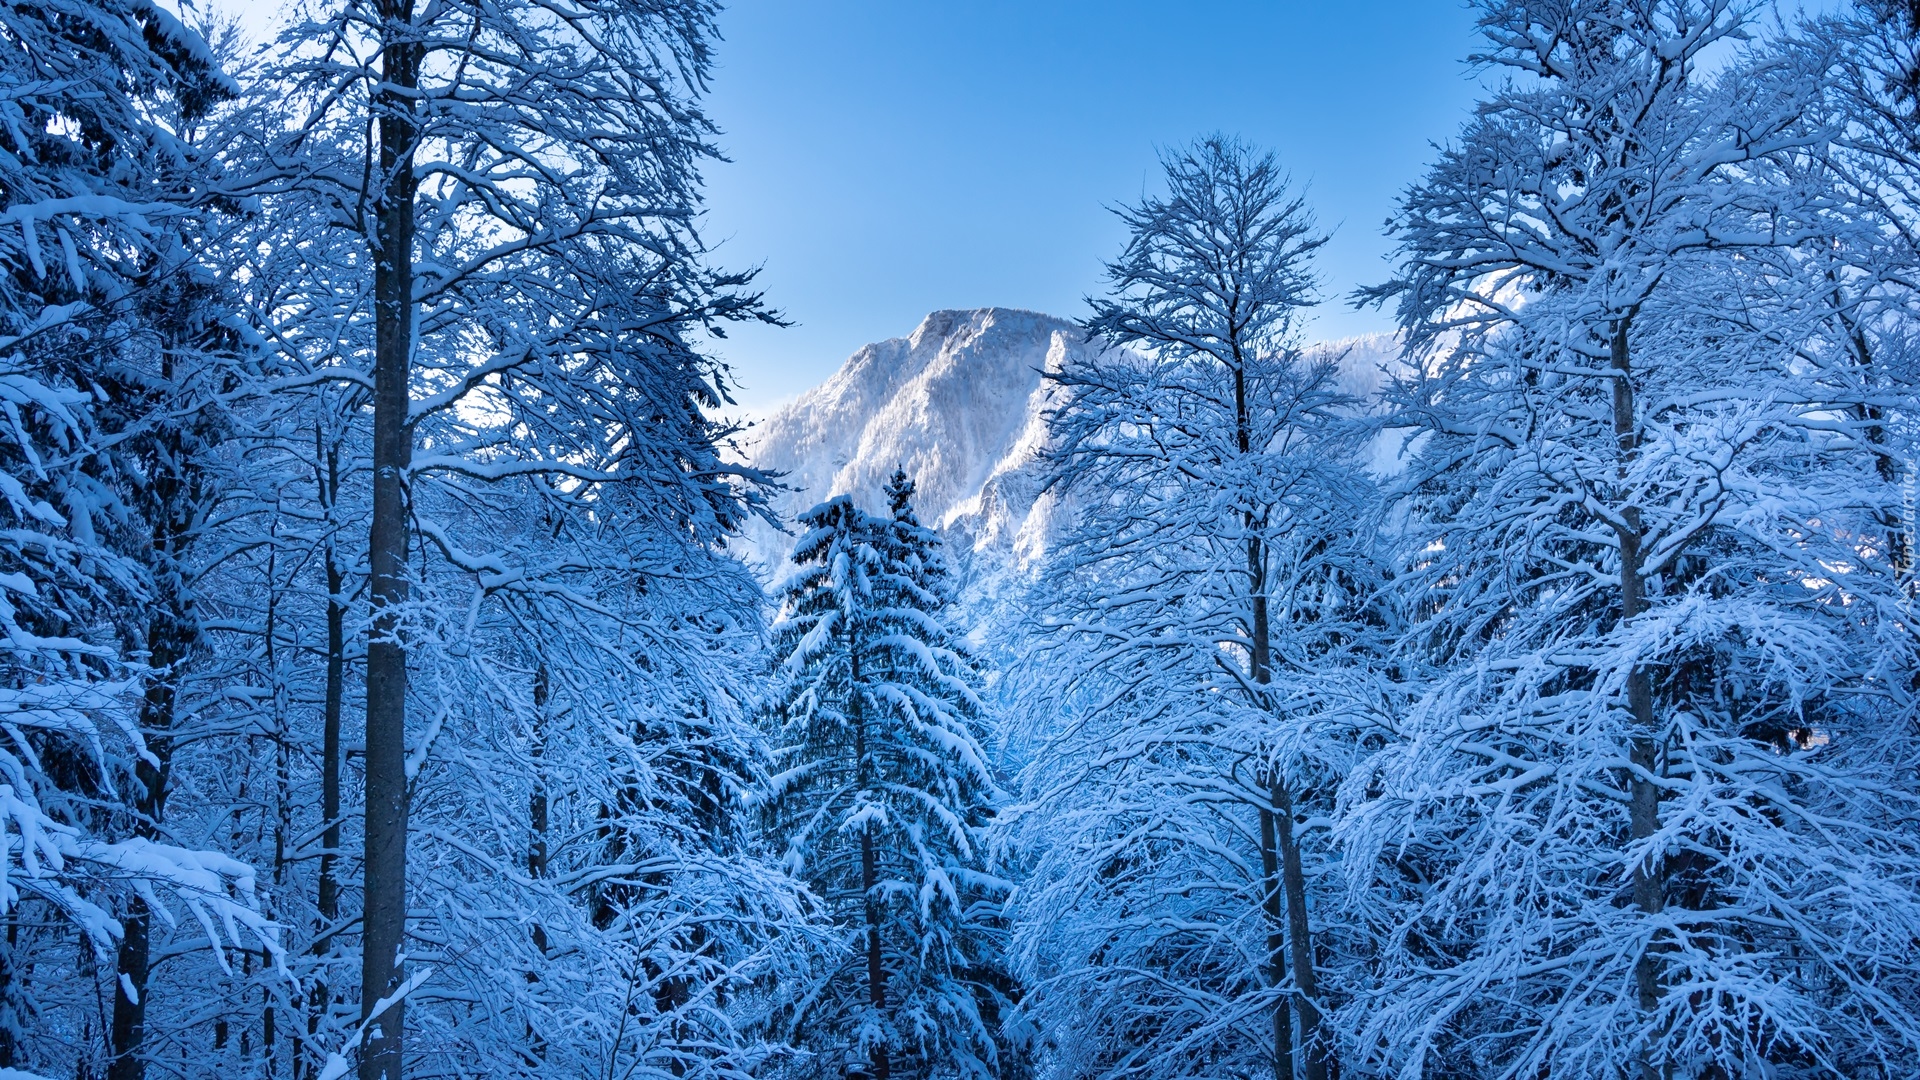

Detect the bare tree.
xmin=1013 ymin=135 xmax=1369 ymax=1080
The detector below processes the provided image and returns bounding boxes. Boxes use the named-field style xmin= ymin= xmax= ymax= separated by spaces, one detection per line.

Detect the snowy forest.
xmin=4 ymin=0 xmax=1920 ymax=1078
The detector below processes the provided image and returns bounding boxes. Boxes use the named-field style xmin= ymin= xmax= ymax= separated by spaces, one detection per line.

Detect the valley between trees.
xmin=2 ymin=2 xmax=1919 ymax=1079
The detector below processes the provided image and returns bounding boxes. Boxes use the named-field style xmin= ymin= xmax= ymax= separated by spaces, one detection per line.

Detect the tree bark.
xmin=362 ymin=4 xmax=421 ymax=1078
xmin=1611 ymin=318 xmax=1664 ymax=1080
xmin=528 ymin=664 xmax=549 ymax=885
xmin=861 ymin=828 xmax=887 ymax=1080
xmin=320 ymin=439 xmax=345 ymax=929
xmin=271 ymin=586 xmax=290 ymax=1080
xmin=1259 ymin=806 xmax=1295 ymax=1080
xmin=307 ymin=439 xmax=344 ymax=1080
xmin=110 ymin=603 xmax=188 ymax=1080
xmin=111 ymin=421 xmax=199 ymax=1080
xmin=109 ymin=899 xmax=152 ymax=1080
xmin=523 ymin=664 xmax=549 ymax=1062
xmin=1238 ymin=340 xmax=1312 ymax=1080
xmin=1273 ymin=783 xmax=1327 ymax=1080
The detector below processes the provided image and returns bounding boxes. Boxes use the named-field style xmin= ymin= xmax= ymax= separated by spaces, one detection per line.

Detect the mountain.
xmin=737 ymin=306 xmax=1403 ymax=585
xmin=735 ymin=308 xmax=1092 ymax=576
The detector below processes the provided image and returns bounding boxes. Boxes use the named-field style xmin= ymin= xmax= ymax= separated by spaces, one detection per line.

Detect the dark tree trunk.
xmin=528 ymin=664 xmax=549 ymax=885
xmin=109 ymin=899 xmax=152 ymax=1080
xmin=1237 ymin=342 xmax=1310 ymax=1080
xmin=111 ymin=422 xmax=199 ymax=1080
xmin=1611 ymin=318 xmax=1664 ymax=1080
xmin=309 ymin=439 xmax=344 ymax=1080
xmin=361 ymin=3 xmax=421 ymax=1078
xmin=1251 ymin=534 xmax=1300 ymax=1080
xmin=861 ymin=827 xmax=887 ymax=1080
xmin=320 ymin=441 xmax=345 ymax=929
xmin=263 ymin=963 xmax=278 ymax=1077
xmin=523 ymin=665 xmax=549 ymax=1063
xmin=271 ymin=586 xmax=290 ymax=1080
xmin=110 ymin=606 xmax=189 ymax=1080
xmin=1274 ymin=783 xmax=1327 ymax=1080
xmin=1259 ymin=805 xmax=1295 ymax=1080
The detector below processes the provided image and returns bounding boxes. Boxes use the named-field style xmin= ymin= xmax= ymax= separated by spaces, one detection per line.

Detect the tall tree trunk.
xmin=112 ymin=407 xmax=198 ymax=1080
xmin=362 ymin=4 xmax=421 ymax=1078
xmin=319 ymin=440 xmax=345 ymax=929
xmin=109 ymin=900 xmax=152 ymax=1080
xmin=1251 ymin=530 xmax=1299 ymax=1080
xmin=1259 ymin=805 xmax=1295 ymax=1080
xmin=309 ymin=439 xmax=345 ymax=1080
xmin=1611 ymin=317 xmax=1664 ymax=1080
xmin=861 ymin=828 xmax=887 ymax=1080
xmin=851 ymin=646 xmax=888 ymax=1080
xmin=1273 ymin=783 xmax=1327 ymax=1080
xmin=523 ymin=665 xmax=549 ymax=1063
xmin=270 ymin=556 xmax=290 ymax=1080
xmin=264 ymin=968 xmax=278 ymax=1079
xmin=1238 ymin=343 xmax=1310 ymax=1080
xmin=528 ymin=664 xmax=550 ymax=887
xmin=110 ymin=602 xmax=189 ymax=1080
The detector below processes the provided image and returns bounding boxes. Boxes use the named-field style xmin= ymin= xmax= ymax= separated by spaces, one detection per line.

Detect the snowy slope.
xmin=737 ymin=306 xmax=1404 ymax=581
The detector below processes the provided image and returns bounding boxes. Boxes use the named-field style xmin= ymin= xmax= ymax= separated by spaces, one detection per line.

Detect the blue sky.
xmin=698 ymin=1 xmax=1490 ymax=411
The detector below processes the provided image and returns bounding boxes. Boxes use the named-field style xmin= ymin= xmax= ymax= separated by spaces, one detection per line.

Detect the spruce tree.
xmin=765 ymin=471 xmax=1012 ymax=1080
xmin=0 ymin=4 xmax=278 ymax=1075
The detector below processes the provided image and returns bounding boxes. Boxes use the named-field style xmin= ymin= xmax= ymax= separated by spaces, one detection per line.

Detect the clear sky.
xmin=698 ymin=1 xmax=1488 ymax=412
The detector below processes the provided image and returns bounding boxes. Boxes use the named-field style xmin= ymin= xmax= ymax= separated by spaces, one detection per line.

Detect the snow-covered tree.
xmin=1342 ymin=3 xmax=1920 ymax=1075
xmin=1004 ymin=136 xmax=1377 ymax=1080
xmin=267 ymin=2 xmax=765 ymax=1067
xmin=764 ymin=472 xmax=1012 ymax=1080
xmin=1798 ymin=3 xmax=1920 ymax=432
xmin=0 ymin=3 xmax=283 ymax=1075
xmin=139 ymin=0 xmax=814 ymax=1075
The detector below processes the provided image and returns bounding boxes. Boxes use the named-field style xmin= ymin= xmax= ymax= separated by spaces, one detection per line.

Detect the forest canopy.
xmin=0 ymin=2 xmax=1917 ymax=1080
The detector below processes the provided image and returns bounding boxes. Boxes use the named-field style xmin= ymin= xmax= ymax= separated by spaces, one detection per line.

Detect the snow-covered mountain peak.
xmin=738 ymin=308 xmax=1405 ymax=581
xmin=739 ymin=307 xmax=1111 ymax=574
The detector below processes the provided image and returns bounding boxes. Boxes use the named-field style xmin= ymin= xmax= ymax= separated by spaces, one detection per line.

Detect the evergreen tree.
xmin=0 ymin=4 xmax=276 ymax=1075
xmin=764 ymin=471 xmax=1012 ymax=1080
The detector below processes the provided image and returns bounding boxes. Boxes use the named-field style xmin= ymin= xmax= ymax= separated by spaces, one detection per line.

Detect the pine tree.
xmin=764 ymin=471 xmax=1011 ymax=1080
xmin=0 ymin=3 xmax=276 ymax=1075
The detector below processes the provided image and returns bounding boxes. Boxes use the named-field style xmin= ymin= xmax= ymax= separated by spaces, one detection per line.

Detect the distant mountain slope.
xmin=737 ymin=306 xmax=1403 ymax=582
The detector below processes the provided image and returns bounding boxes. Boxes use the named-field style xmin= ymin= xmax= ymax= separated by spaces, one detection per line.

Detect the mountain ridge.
xmin=736 ymin=307 xmax=1096 ymax=576
xmin=737 ymin=307 xmax=1403 ymax=581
